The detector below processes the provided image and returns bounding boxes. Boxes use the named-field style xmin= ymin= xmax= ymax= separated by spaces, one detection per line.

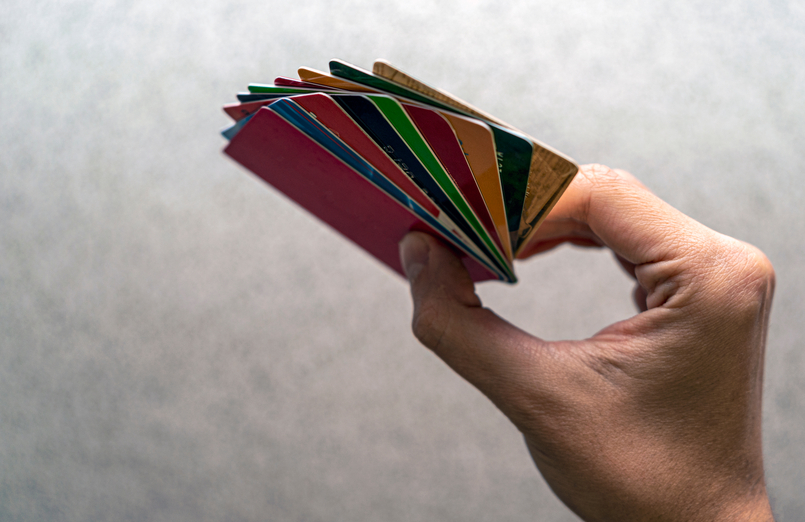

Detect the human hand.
xmin=398 ymin=165 xmax=775 ymax=521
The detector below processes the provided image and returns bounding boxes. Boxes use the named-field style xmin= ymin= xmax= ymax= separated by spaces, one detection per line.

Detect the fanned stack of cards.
xmin=221 ymin=60 xmax=578 ymax=283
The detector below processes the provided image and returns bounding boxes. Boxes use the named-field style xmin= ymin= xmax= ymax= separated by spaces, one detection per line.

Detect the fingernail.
xmin=399 ymin=233 xmax=430 ymax=282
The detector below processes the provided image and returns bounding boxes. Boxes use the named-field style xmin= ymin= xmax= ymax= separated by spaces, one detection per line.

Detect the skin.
xmin=398 ymin=164 xmax=775 ymax=521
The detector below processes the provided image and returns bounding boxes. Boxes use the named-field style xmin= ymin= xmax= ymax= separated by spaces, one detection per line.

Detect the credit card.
xmin=372 ymin=59 xmax=508 ymax=127
xmin=287 ymin=94 xmax=441 ymax=220
xmin=224 ymin=106 xmax=504 ymax=282
xmin=247 ymin=85 xmax=340 ymax=95
xmin=331 ymin=94 xmax=511 ymax=278
xmin=298 ymin=67 xmax=379 ymax=93
xmin=441 ymin=112 xmax=513 ymax=261
xmin=222 ymin=59 xmax=578 ymax=283
xmin=366 ymin=95 xmax=512 ymax=276
xmin=236 ymin=93 xmax=289 ymax=103
xmin=270 ymin=98 xmax=504 ymax=279
xmin=370 ymin=60 xmax=579 ymax=253
xmin=402 ymin=103 xmax=510 ymax=262
xmin=328 ymin=60 xmax=533 ymax=240
xmin=223 ymin=99 xmax=280 ymax=121
xmin=273 ymin=76 xmax=340 ymax=89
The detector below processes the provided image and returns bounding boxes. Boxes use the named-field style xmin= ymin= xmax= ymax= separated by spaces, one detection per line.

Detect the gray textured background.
xmin=1 ymin=0 xmax=803 ymax=520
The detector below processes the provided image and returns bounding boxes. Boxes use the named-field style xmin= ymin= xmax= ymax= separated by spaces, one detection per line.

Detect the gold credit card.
xmin=372 ymin=60 xmax=578 ymax=254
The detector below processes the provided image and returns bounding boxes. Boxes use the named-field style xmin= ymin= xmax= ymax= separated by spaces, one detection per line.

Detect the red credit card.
xmin=223 ymin=99 xmax=281 ymax=121
xmin=224 ymin=107 xmax=499 ymax=282
xmin=274 ymin=76 xmax=345 ymax=90
xmin=402 ymin=103 xmax=508 ymax=261
xmin=289 ymin=93 xmax=441 ymax=218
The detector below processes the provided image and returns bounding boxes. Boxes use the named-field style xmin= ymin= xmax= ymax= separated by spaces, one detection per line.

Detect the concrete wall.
xmin=2 ymin=1 xmax=803 ymax=520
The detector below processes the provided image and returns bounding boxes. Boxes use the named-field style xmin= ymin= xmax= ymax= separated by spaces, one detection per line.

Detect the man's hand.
xmin=398 ymin=165 xmax=775 ymax=521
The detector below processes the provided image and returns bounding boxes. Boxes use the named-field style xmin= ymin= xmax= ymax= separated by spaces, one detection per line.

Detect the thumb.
xmin=398 ymin=232 xmax=567 ymax=418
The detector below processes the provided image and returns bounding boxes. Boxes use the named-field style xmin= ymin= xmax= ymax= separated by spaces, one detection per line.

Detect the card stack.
xmin=221 ymin=60 xmax=578 ymax=283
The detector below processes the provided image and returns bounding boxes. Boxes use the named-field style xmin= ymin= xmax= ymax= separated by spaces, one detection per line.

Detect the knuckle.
xmin=698 ymin=237 xmax=775 ymax=312
xmin=577 ymin=163 xmax=618 ymax=186
xmin=411 ymin=296 xmax=451 ymax=350
xmin=577 ymin=164 xmax=647 ymax=197
xmin=578 ymin=164 xmax=635 ymax=185
xmin=731 ymin=242 xmax=775 ymax=297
